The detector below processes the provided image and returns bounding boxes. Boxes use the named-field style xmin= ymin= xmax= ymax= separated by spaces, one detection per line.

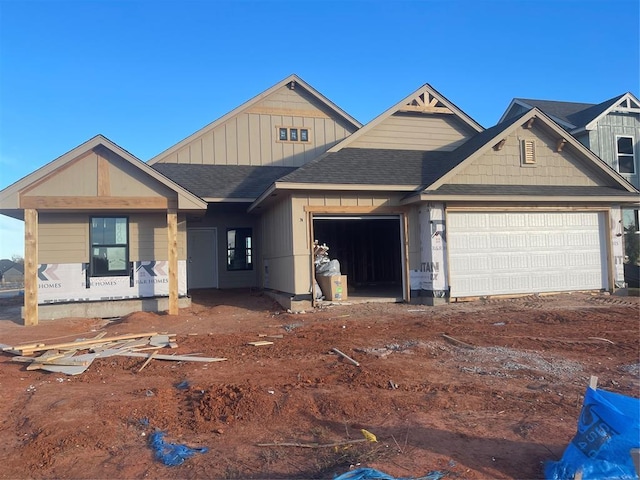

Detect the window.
xmin=90 ymin=217 xmax=129 ymax=276
xmin=276 ymin=126 xmax=311 ymax=143
xmin=616 ymin=136 xmax=635 ymax=174
xmin=521 ymin=139 xmax=536 ymax=165
xmin=227 ymin=228 xmax=252 ymax=271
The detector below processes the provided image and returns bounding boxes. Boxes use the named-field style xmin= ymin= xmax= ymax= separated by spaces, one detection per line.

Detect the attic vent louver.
xmin=521 ymin=139 xmax=536 ymax=165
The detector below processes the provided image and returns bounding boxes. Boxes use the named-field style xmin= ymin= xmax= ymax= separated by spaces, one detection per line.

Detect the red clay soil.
xmin=0 ymin=290 xmax=638 ymax=480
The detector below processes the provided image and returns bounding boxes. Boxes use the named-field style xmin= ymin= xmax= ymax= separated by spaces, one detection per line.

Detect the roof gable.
xmin=499 ymin=93 xmax=640 ymax=133
xmin=0 ymin=135 xmax=207 ymax=217
xmin=426 ymin=108 xmax=638 ymax=193
xmin=326 ymin=84 xmax=484 ymax=153
xmin=147 ymin=74 xmax=362 ymax=167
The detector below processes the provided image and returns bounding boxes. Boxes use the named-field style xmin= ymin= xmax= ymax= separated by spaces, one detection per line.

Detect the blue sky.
xmin=1 ymin=0 xmax=638 ymax=259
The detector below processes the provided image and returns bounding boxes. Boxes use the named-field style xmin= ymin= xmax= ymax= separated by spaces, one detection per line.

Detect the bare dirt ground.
xmin=0 ymin=290 xmax=638 ymax=480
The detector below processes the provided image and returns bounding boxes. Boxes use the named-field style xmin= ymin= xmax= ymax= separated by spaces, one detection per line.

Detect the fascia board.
xmin=416 ymin=193 xmax=640 ymax=204
xmin=0 ymin=134 xmax=208 ymax=211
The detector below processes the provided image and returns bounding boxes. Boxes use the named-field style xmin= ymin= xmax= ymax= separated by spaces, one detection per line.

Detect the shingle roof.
xmin=276 ymin=148 xmax=451 ymax=187
xmin=0 ymin=259 xmax=23 ymax=274
xmin=152 ymin=164 xmax=297 ymax=199
xmin=515 ymin=94 xmax=626 ymax=130
xmin=427 ymin=184 xmax=638 ymax=197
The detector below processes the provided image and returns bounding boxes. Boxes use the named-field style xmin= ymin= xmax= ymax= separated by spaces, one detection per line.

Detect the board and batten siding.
xmin=586 ymin=112 xmax=640 ymax=189
xmin=348 ymin=113 xmax=476 ymax=151
xmin=154 ymin=86 xmax=357 ymax=167
xmin=38 ymin=213 xmax=187 ymax=264
xmin=260 ymin=197 xmax=295 ymax=294
xmin=450 ymin=124 xmax=612 ymax=186
xmin=189 ymin=205 xmax=259 ymax=288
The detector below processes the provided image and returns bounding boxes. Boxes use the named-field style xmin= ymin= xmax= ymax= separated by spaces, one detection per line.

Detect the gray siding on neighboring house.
xmin=587 ymin=112 xmax=640 ymax=189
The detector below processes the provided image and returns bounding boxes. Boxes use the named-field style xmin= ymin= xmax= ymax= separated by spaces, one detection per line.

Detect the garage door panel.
xmin=448 ymin=212 xmax=608 ymax=297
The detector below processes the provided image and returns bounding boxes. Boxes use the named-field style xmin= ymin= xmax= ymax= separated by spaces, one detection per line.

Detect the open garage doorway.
xmin=313 ymin=216 xmax=405 ymax=302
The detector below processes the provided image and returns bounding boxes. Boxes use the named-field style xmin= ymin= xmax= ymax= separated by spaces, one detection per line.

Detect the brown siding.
xmin=349 ymin=113 xmax=475 ymax=151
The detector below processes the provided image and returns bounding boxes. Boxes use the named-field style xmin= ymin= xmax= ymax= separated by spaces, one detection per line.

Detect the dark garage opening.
xmin=313 ymin=217 xmax=404 ymax=300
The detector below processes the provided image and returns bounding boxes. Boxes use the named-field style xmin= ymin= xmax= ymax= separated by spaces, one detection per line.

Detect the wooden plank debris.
xmin=116 ymin=352 xmax=227 ymax=363
xmin=332 ymin=347 xmax=360 ymax=367
xmin=248 ymin=341 xmax=274 ymax=346
xmin=2 ymin=331 xmax=226 ymax=376
xmin=442 ymin=333 xmax=475 ymax=349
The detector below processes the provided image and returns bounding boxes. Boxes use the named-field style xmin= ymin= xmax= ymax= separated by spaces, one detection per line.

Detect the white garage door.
xmin=447 ymin=211 xmax=608 ymax=297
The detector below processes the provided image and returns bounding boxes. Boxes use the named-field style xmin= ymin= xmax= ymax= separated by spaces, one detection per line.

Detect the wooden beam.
xmin=398 ymin=105 xmax=453 ymax=114
xmin=20 ymin=196 xmax=170 ymax=209
xmin=303 ymin=206 xmax=407 ymax=214
xmin=23 ymin=209 xmax=38 ymax=326
xmin=556 ymin=138 xmax=567 ymax=152
xmin=402 ymin=212 xmax=410 ymax=303
xmin=97 ymin=155 xmax=111 ymax=196
xmin=525 ymin=118 xmax=535 ymax=129
xmin=493 ymin=139 xmax=506 ymax=151
xmin=167 ymin=209 xmax=179 ymax=315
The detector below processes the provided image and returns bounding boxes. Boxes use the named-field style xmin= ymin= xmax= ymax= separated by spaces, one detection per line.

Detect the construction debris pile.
xmin=1 ymin=332 xmax=227 ymax=376
xmin=313 ymin=241 xmax=348 ymax=301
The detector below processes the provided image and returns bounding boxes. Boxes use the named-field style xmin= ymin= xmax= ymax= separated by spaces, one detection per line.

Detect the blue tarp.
xmin=545 ymin=385 xmax=639 ymax=479
xmin=149 ymin=431 xmax=208 ymax=466
xmin=333 ymin=467 xmax=445 ymax=480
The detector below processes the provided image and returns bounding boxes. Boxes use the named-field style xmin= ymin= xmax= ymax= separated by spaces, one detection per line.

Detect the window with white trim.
xmin=90 ymin=217 xmax=129 ymax=276
xmin=616 ymin=136 xmax=635 ymax=174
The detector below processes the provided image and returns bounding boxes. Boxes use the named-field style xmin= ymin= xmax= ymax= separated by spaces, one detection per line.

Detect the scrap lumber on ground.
xmin=2 ymin=332 xmax=226 ymax=376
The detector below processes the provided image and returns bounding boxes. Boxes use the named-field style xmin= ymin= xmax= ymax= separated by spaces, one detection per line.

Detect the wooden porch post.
xmin=167 ymin=208 xmax=179 ymax=315
xmin=24 ymin=208 xmax=38 ymax=326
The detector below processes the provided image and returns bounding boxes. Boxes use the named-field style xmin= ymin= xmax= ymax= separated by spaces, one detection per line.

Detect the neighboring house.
xmin=500 ymin=94 xmax=640 ymax=262
xmin=0 ymin=259 xmax=24 ymax=284
xmin=0 ymin=75 xmax=638 ymax=325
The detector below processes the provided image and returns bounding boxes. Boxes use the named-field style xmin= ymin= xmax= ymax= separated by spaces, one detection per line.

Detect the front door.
xmin=187 ymin=228 xmax=218 ymax=289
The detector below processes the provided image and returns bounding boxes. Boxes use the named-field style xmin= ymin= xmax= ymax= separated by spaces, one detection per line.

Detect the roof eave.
xmin=414 ymin=193 xmax=640 ymax=204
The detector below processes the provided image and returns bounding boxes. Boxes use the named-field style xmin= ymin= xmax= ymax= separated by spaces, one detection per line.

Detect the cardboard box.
xmin=317 ymin=275 xmax=348 ymax=301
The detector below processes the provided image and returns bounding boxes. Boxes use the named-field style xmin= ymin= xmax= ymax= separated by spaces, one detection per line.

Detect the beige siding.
xmin=24 ymin=149 xmax=177 ymax=200
xmin=26 ymin=152 xmax=99 ymax=197
xmin=451 ymin=124 xmax=615 ymax=186
xmin=349 ymin=113 xmax=475 ymax=151
xmin=260 ymin=197 xmax=295 ymax=293
xmin=39 ymin=213 xmax=88 ymax=264
xmin=153 ymin=85 xmax=357 ymax=167
xmin=107 ymin=154 xmax=177 ymax=198
xmin=261 ymin=193 xmax=409 ymax=295
xmin=38 ymin=212 xmax=186 ymax=264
